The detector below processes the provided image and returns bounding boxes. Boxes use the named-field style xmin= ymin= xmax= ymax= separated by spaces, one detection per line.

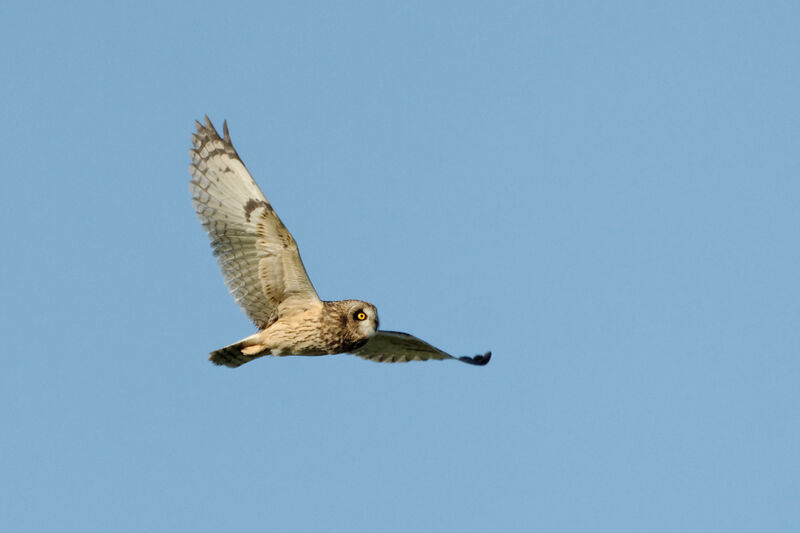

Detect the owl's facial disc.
xmin=349 ymin=302 xmax=379 ymax=338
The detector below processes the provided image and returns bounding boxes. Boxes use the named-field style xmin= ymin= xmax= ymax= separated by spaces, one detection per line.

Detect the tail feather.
xmin=209 ymin=340 xmax=263 ymax=368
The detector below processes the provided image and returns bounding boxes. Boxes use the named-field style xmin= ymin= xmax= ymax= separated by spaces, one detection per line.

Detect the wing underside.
xmin=189 ymin=117 xmax=319 ymax=328
xmin=353 ymin=331 xmax=491 ymax=365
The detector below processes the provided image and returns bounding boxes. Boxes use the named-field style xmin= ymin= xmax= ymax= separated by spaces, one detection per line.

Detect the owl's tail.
xmin=209 ymin=334 xmax=266 ymax=368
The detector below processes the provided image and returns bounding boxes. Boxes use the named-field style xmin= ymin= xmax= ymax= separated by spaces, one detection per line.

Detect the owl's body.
xmin=189 ymin=117 xmax=490 ymax=368
xmin=210 ymin=300 xmax=378 ymax=367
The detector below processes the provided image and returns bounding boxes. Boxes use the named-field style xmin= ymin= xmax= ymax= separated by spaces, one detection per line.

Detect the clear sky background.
xmin=1 ymin=2 xmax=798 ymax=531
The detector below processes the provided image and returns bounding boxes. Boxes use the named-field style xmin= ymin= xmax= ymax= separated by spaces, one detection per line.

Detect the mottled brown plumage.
xmin=189 ymin=117 xmax=490 ymax=367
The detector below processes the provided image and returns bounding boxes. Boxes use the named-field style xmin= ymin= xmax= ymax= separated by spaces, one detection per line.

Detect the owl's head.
xmin=345 ymin=300 xmax=379 ymax=339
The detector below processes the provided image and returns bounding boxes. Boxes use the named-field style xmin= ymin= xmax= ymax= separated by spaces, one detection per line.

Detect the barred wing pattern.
xmin=354 ymin=331 xmax=491 ymax=365
xmin=189 ymin=117 xmax=320 ymax=329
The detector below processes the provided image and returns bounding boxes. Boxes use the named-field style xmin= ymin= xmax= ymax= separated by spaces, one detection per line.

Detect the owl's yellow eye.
xmin=354 ymin=311 xmax=367 ymax=321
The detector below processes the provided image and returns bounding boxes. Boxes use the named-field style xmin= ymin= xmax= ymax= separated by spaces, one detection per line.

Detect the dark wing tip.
xmin=194 ymin=116 xmax=233 ymax=148
xmin=458 ymin=351 xmax=491 ymax=366
xmin=223 ymin=120 xmax=231 ymax=142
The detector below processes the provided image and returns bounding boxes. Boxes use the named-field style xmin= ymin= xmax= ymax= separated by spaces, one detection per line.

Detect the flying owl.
xmin=189 ymin=117 xmax=491 ymax=368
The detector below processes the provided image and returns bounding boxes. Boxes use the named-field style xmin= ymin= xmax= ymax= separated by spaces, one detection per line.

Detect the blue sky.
xmin=1 ymin=2 xmax=798 ymax=531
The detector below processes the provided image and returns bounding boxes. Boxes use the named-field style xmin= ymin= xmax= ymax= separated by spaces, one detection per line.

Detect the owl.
xmin=189 ymin=117 xmax=491 ymax=368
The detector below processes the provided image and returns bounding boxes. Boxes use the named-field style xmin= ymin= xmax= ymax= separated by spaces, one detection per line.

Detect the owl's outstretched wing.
xmin=353 ymin=331 xmax=491 ymax=365
xmin=189 ymin=117 xmax=320 ymax=329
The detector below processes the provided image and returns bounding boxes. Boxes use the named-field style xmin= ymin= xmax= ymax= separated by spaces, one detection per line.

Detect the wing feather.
xmin=353 ymin=331 xmax=491 ymax=365
xmin=189 ymin=117 xmax=320 ymax=329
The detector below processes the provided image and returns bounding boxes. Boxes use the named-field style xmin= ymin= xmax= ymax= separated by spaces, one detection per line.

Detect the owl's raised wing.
xmin=353 ymin=331 xmax=491 ymax=365
xmin=189 ymin=117 xmax=320 ymax=329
